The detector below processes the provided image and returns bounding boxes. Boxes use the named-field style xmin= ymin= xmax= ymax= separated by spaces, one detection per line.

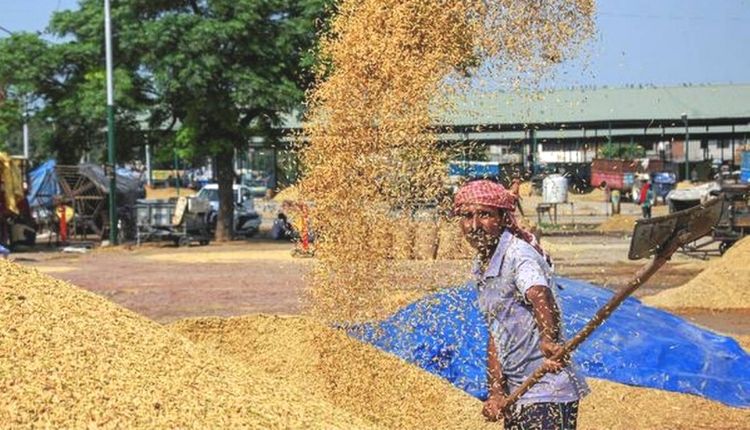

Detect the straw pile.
xmin=0 ymin=261 xmax=377 ymax=429
xmin=171 ymin=315 xmax=750 ymax=430
xmin=643 ymin=237 xmax=750 ymax=310
xmin=596 ymin=214 xmax=638 ymax=234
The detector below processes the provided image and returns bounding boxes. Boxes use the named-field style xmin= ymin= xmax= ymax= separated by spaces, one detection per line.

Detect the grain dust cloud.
xmin=298 ymin=0 xmax=595 ymax=321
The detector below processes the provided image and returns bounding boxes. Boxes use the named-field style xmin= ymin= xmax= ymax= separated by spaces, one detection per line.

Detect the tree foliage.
xmin=599 ymin=142 xmax=646 ymax=160
xmin=0 ymin=0 xmax=327 ymax=239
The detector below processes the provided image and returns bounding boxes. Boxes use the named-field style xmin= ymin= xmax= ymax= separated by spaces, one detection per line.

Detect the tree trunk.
xmin=215 ymin=147 xmax=235 ymax=242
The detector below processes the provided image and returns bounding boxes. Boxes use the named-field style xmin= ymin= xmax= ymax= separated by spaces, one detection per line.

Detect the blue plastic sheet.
xmin=27 ymin=160 xmax=59 ymax=209
xmin=347 ymin=278 xmax=750 ymax=408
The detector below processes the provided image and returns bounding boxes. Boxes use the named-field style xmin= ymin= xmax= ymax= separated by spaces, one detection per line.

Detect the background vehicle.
xmin=196 ymin=184 xmax=261 ymax=237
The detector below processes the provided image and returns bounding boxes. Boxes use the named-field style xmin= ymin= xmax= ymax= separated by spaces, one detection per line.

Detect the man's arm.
xmin=526 ymin=285 xmax=567 ymax=372
xmin=482 ymin=335 xmax=508 ymax=422
xmin=488 ymin=335 xmax=505 ymax=397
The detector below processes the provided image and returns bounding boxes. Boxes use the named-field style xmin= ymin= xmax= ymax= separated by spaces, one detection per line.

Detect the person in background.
xmin=601 ymin=181 xmax=611 ymax=216
xmin=271 ymin=212 xmax=294 ymax=240
xmin=641 ymin=181 xmax=655 ymax=219
xmin=610 ymin=188 xmax=621 ymax=215
xmin=454 ymin=180 xmax=589 ymax=429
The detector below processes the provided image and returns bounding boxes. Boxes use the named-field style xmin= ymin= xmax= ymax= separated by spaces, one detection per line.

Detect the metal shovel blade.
xmin=628 ymin=197 xmax=724 ymax=260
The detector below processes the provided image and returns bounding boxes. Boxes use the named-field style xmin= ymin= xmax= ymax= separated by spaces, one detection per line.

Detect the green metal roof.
xmin=281 ymin=84 xmax=750 ymax=136
xmin=441 ymin=84 xmax=750 ymax=127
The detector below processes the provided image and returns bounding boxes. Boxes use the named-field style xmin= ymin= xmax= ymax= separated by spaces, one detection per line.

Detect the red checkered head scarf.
xmin=453 ymin=180 xmax=545 ymax=258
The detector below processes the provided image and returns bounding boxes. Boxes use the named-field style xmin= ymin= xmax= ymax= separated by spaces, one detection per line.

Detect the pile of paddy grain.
xmin=0 ymin=261 xmax=376 ymax=429
xmin=569 ymin=187 xmax=607 ymax=202
xmin=144 ymin=186 xmax=194 ymax=200
xmin=596 ymin=214 xmax=638 ymax=234
xmin=272 ymin=185 xmax=300 ymax=203
xmin=172 ymin=314 xmax=750 ymax=430
xmin=579 ymin=379 xmax=750 ymax=429
xmin=643 ymin=236 xmax=750 ymax=310
xmin=171 ymin=315 xmax=494 ymax=429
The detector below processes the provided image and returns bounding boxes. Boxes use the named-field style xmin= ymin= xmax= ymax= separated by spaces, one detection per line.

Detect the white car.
xmin=196 ymin=184 xmax=261 ymax=237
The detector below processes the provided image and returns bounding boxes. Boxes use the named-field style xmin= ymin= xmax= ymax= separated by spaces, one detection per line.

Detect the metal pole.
xmin=145 ymin=144 xmax=152 ymax=187
xmin=104 ymin=0 xmax=117 ymax=244
xmin=530 ymin=128 xmax=537 ymax=175
xmin=174 ymin=148 xmax=180 ymax=197
xmin=22 ymin=117 xmax=29 ymax=159
xmin=682 ymin=113 xmax=691 ymax=181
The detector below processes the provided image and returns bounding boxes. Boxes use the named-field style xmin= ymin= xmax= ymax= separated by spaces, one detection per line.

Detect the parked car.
xmin=196 ymin=184 xmax=261 ymax=237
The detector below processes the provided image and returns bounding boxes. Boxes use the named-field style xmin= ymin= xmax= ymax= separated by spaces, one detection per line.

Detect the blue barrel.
xmin=742 ymin=151 xmax=750 ymax=170
xmin=653 ymin=172 xmax=676 ymax=184
xmin=741 ymin=169 xmax=750 ymax=184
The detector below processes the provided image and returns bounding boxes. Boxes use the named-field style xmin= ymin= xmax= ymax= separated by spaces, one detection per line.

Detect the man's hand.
xmin=539 ymin=338 xmax=569 ymax=373
xmin=482 ymin=393 xmax=510 ymax=422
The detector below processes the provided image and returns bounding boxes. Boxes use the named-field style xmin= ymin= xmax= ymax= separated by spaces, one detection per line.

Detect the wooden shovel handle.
xmin=503 ymin=231 xmax=691 ymax=407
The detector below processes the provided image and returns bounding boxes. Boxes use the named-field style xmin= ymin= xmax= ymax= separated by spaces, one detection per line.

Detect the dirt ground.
xmin=15 ymin=228 xmax=750 ymax=336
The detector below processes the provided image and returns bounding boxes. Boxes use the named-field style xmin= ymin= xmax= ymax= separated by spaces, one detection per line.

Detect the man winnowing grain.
xmin=454 ymin=180 xmax=589 ymax=430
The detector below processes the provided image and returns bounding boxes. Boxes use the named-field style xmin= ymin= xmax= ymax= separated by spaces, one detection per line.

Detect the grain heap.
xmin=272 ymin=185 xmax=300 ymax=202
xmin=299 ymin=0 xmax=594 ymax=321
xmin=171 ymin=315 xmax=495 ymax=429
xmin=569 ymin=186 xmax=607 ymax=202
xmin=144 ymin=186 xmax=194 ymax=200
xmin=172 ymin=314 xmax=750 ymax=430
xmin=643 ymin=236 xmax=750 ymax=310
xmin=0 ymin=261 xmax=377 ymax=429
xmin=596 ymin=214 xmax=638 ymax=233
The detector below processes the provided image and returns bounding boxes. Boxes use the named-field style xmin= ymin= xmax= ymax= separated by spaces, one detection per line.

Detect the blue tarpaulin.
xmin=27 ymin=160 xmax=59 ymax=209
xmin=347 ymin=278 xmax=750 ymax=408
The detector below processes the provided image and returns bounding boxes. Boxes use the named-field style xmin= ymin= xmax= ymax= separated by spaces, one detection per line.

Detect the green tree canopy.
xmin=0 ymin=0 xmax=327 ymax=239
xmin=599 ymin=142 xmax=646 ymax=160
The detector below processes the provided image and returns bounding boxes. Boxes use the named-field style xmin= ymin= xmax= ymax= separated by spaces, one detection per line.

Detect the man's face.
xmin=458 ymin=203 xmax=506 ymax=252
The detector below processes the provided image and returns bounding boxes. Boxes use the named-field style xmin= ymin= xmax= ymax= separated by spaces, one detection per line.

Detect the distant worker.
xmin=610 ymin=188 xmax=621 ymax=215
xmin=691 ymin=167 xmax=699 ymax=183
xmin=454 ymin=180 xmax=589 ymax=429
xmin=601 ymin=181 xmax=611 ymax=216
xmin=271 ymin=212 xmax=294 ymax=241
xmin=640 ymin=181 xmax=655 ymax=219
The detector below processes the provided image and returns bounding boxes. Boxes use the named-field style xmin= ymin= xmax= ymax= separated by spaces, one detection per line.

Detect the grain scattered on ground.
xmin=141 ymin=249 xmax=298 ymax=263
xmin=32 ymin=265 xmax=77 ymax=274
